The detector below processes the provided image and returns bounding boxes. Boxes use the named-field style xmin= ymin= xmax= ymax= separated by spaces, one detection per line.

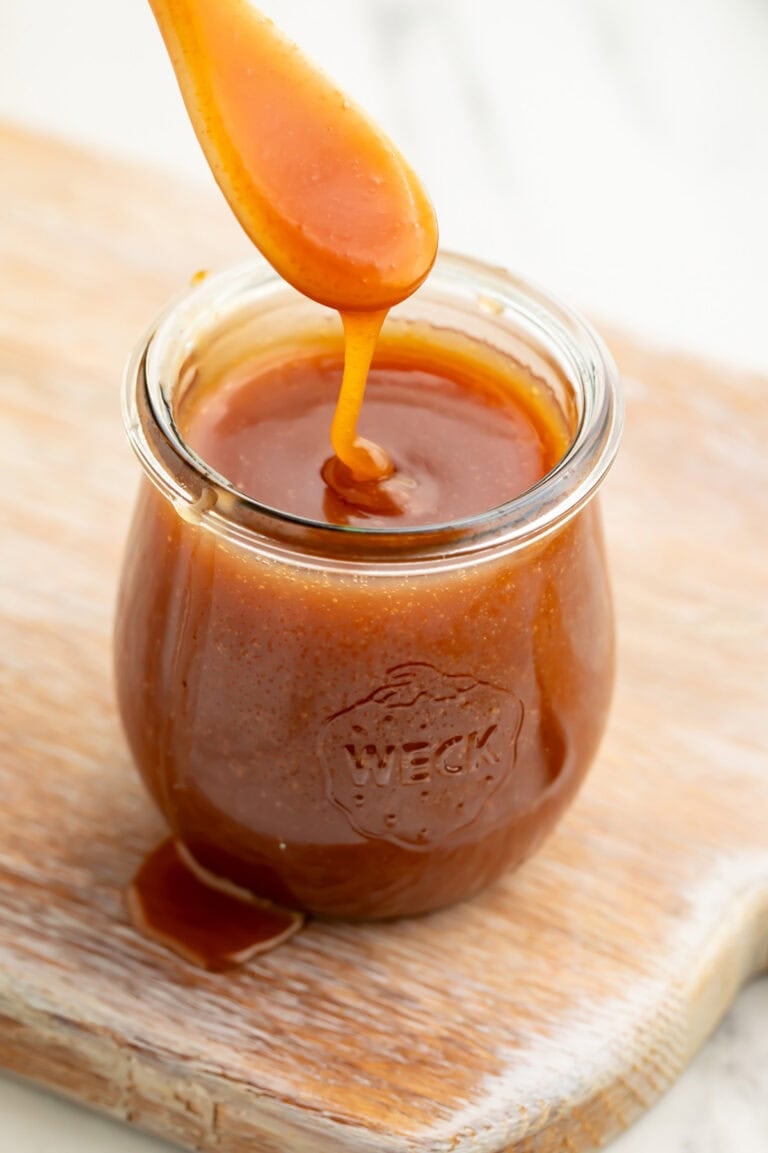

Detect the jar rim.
xmin=124 ymin=252 xmax=623 ymax=566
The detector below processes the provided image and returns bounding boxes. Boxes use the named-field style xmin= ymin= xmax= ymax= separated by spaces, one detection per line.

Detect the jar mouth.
xmin=124 ymin=252 xmax=623 ymax=565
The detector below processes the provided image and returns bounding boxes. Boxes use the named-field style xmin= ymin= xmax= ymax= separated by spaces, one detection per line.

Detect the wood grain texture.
xmin=1 ymin=122 xmax=767 ymax=1153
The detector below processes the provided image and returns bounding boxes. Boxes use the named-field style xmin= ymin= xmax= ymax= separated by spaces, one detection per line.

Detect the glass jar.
xmin=115 ymin=254 xmax=623 ymax=919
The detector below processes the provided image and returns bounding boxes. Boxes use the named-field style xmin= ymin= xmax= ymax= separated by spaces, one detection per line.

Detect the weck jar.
xmin=115 ymin=253 xmax=623 ymax=919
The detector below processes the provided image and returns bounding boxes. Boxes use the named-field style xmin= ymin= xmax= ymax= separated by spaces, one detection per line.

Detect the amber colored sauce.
xmin=181 ymin=334 xmax=568 ymax=528
xmin=117 ymin=428 xmax=615 ymax=927
xmin=117 ymin=316 xmax=617 ymax=938
xmin=147 ymin=0 xmax=438 ymax=479
xmin=129 ymin=840 xmax=303 ymax=970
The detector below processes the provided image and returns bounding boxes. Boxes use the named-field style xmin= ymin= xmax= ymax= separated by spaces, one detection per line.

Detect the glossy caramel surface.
xmin=181 ymin=333 xmax=567 ymax=528
xmin=128 ymin=839 xmax=303 ymax=970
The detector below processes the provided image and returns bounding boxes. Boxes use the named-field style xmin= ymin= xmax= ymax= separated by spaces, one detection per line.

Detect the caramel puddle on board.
xmin=128 ymin=840 xmax=304 ymax=971
xmin=147 ymin=0 xmax=438 ymax=479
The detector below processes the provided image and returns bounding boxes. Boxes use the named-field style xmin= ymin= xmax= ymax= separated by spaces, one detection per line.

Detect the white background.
xmin=1 ymin=1 xmax=767 ymax=1150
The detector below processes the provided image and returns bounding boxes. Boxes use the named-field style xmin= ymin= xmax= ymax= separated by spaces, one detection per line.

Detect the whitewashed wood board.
xmin=0 ymin=124 xmax=766 ymax=1153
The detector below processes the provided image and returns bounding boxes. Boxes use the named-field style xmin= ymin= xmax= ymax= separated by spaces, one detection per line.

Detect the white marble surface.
xmin=1 ymin=1 xmax=766 ymax=1150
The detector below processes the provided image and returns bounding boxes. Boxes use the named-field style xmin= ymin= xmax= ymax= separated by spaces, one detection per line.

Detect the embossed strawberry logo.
xmin=319 ymin=664 xmax=524 ymax=849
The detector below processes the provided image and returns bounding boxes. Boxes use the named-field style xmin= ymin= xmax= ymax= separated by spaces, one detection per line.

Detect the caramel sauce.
xmin=180 ymin=331 xmax=568 ymax=528
xmin=118 ymin=316 xmax=615 ymax=926
xmin=118 ymin=461 xmax=615 ymax=923
xmin=129 ymin=840 xmax=303 ymax=971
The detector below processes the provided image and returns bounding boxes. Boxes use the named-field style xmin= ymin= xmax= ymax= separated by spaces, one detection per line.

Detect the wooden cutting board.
xmin=1 ymin=123 xmax=766 ymax=1153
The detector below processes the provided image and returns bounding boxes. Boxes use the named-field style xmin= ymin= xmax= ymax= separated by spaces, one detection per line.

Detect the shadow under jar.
xmin=115 ymin=254 xmax=623 ymax=920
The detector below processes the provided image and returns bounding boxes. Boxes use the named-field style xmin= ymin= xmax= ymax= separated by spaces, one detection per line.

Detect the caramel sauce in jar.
xmin=116 ymin=256 xmax=622 ymax=920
